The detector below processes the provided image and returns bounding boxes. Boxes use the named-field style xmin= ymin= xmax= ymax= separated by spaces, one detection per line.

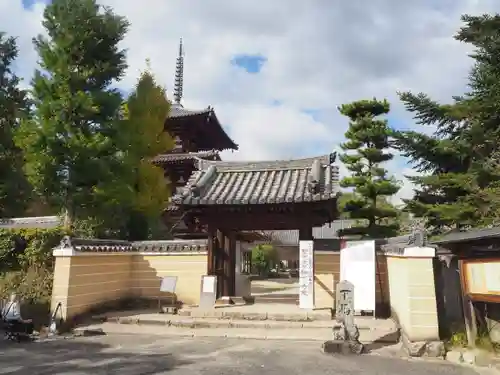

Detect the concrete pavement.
xmin=0 ymin=334 xmax=497 ymax=375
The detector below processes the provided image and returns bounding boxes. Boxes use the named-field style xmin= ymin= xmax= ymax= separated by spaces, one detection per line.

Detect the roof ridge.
xmin=194 ymin=153 xmax=337 ymax=172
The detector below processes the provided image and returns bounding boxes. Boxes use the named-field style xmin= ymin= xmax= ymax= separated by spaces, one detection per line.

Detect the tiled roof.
xmin=171 ymin=153 xmax=339 ymax=207
xmin=166 ymin=103 xmax=238 ymax=151
xmin=432 ymin=226 xmax=500 ymax=245
xmin=152 ymin=150 xmax=220 ymax=165
xmin=0 ymin=216 xmax=61 ymax=229
xmin=169 ymin=103 xmax=210 ymax=118
xmin=134 ymin=239 xmax=207 ymax=252
xmin=56 ymin=236 xmax=208 ymax=253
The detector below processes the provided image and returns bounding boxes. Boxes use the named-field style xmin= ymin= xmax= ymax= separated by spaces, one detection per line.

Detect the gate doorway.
xmin=169 ymin=153 xmax=340 ymax=303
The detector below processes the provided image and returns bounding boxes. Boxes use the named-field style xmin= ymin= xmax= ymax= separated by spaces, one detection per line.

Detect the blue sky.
xmin=22 ymin=0 xmax=45 ymax=8
xmin=231 ymin=54 xmax=267 ymax=74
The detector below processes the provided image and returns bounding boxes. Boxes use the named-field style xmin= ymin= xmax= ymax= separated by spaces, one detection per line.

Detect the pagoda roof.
xmin=166 ymin=103 xmax=238 ymax=151
xmin=170 ymin=153 xmax=339 ymax=207
xmin=152 ymin=150 xmax=220 ymax=165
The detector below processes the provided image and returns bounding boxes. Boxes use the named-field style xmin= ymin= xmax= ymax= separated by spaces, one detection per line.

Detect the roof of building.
xmin=170 ymin=153 xmax=339 ymax=207
xmin=169 ymin=104 xmax=210 ymax=119
xmin=56 ymin=236 xmax=208 ymax=253
xmin=152 ymin=150 xmax=220 ymax=165
xmin=0 ymin=216 xmax=62 ymax=229
xmin=432 ymin=226 xmax=500 ymax=245
xmin=167 ymin=103 xmax=238 ymax=151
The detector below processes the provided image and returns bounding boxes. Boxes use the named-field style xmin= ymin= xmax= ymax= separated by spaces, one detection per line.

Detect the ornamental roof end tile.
xmin=171 ymin=153 xmax=340 ymax=206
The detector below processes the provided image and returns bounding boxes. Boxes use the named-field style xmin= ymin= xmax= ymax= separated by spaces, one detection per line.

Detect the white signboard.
xmin=202 ymin=275 xmax=216 ymax=293
xmin=299 ymin=240 xmax=314 ymax=309
xmin=340 ymin=240 xmax=376 ymax=313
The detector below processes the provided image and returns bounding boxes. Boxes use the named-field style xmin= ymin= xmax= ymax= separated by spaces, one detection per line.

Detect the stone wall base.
xmin=401 ymin=332 xmax=445 ymax=358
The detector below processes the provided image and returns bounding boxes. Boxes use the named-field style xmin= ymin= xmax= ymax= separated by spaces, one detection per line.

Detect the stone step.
xmin=177 ymin=309 xmax=333 ymax=321
xmin=75 ymin=322 xmax=400 ymax=344
xmin=90 ymin=315 xmax=396 ymax=333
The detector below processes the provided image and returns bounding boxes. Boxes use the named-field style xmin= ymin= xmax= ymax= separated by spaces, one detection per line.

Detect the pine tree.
xmin=395 ymin=13 xmax=500 ymax=231
xmin=121 ymin=64 xmax=174 ymax=240
xmin=15 ymin=0 xmax=130 ymax=230
xmin=338 ymin=99 xmax=401 ymax=238
xmin=393 ymin=94 xmax=477 ymax=233
xmin=0 ymin=32 xmax=31 ymax=217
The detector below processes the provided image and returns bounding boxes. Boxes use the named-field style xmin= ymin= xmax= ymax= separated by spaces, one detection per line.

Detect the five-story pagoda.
xmin=153 ymin=40 xmax=238 ymax=238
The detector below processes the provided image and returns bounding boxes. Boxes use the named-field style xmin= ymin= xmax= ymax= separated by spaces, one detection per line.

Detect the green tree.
xmin=338 ymin=99 xmax=400 ymax=238
xmin=0 ymin=32 xmax=31 ymax=217
xmin=15 ymin=0 xmax=130 ymax=232
xmin=394 ymin=13 xmax=500 ymax=232
xmin=393 ymin=95 xmax=476 ymax=234
xmin=251 ymin=244 xmax=278 ymax=276
xmin=120 ymin=64 xmax=174 ymax=240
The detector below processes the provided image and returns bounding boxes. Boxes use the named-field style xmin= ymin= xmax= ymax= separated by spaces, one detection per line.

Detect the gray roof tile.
xmin=56 ymin=236 xmax=207 ymax=253
xmin=152 ymin=150 xmax=220 ymax=165
xmin=171 ymin=154 xmax=339 ymax=206
xmin=169 ymin=103 xmax=210 ymax=118
xmin=167 ymin=104 xmax=238 ymax=151
xmin=432 ymin=226 xmax=500 ymax=244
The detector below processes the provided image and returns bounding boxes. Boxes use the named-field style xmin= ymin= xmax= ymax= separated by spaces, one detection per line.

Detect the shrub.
xmin=0 ymin=227 xmax=65 ymax=304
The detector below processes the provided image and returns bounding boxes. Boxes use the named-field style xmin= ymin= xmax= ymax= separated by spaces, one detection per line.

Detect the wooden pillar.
xmin=228 ymin=232 xmax=237 ymax=297
xmin=207 ymin=225 xmax=215 ymax=275
xmin=299 ymin=226 xmax=313 ymax=241
xmin=459 ymin=259 xmax=478 ymax=346
xmin=216 ymin=230 xmax=225 ymax=298
xmin=222 ymin=231 xmax=232 ymax=297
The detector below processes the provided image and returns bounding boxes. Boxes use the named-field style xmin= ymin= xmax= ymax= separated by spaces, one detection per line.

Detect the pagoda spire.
xmin=173 ymin=38 xmax=184 ymax=105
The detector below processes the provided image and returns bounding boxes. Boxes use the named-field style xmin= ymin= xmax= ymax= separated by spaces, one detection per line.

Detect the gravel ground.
xmin=0 ymin=334 xmax=497 ymax=375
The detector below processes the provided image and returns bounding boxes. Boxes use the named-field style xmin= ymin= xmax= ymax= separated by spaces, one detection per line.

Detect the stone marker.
xmin=323 ymin=280 xmax=364 ymax=355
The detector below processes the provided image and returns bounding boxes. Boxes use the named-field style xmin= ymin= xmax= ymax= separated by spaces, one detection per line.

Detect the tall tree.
xmin=393 ymin=94 xmax=477 ymax=234
xmin=15 ymin=0 xmax=130 ymax=230
xmin=0 ymin=32 xmax=31 ymax=217
xmin=120 ymin=64 xmax=174 ymax=240
xmin=338 ymin=99 xmax=400 ymax=238
xmin=395 ymin=13 xmax=500 ymax=232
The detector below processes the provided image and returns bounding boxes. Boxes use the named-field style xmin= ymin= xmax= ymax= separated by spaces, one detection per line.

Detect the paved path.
xmin=0 ymin=334 xmax=496 ymax=375
xmin=251 ymin=278 xmax=299 ymax=304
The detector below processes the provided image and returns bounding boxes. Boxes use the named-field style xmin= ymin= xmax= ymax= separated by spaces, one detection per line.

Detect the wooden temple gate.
xmin=169 ymin=153 xmax=341 ymax=300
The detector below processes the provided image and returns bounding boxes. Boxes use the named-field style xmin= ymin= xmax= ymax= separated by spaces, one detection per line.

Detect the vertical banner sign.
xmin=299 ymin=240 xmax=314 ymax=309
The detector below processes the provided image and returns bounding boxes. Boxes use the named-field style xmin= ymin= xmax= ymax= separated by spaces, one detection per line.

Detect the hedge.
xmin=0 ymin=227 xmax=65 ymax=304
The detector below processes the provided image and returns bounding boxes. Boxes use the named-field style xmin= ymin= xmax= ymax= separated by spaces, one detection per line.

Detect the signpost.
xmin=299 ymin=240 xmax=314 ymax=309
xmin=326 ymin=280 xmax=364 ymax=355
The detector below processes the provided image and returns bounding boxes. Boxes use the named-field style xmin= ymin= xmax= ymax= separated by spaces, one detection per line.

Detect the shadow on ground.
xmin=363 ymin=331 xmax=402 ymax=353
xmin=0 ymin=337 xmax=193 ymax=375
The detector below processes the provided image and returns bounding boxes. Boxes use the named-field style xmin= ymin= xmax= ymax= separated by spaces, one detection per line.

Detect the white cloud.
xmin=4 ymin=0 xmax=500 ymax=204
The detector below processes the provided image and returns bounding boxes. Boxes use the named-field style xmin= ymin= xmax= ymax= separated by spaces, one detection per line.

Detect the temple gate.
xmin=168 ymin=153 xmax=340 ymax=302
